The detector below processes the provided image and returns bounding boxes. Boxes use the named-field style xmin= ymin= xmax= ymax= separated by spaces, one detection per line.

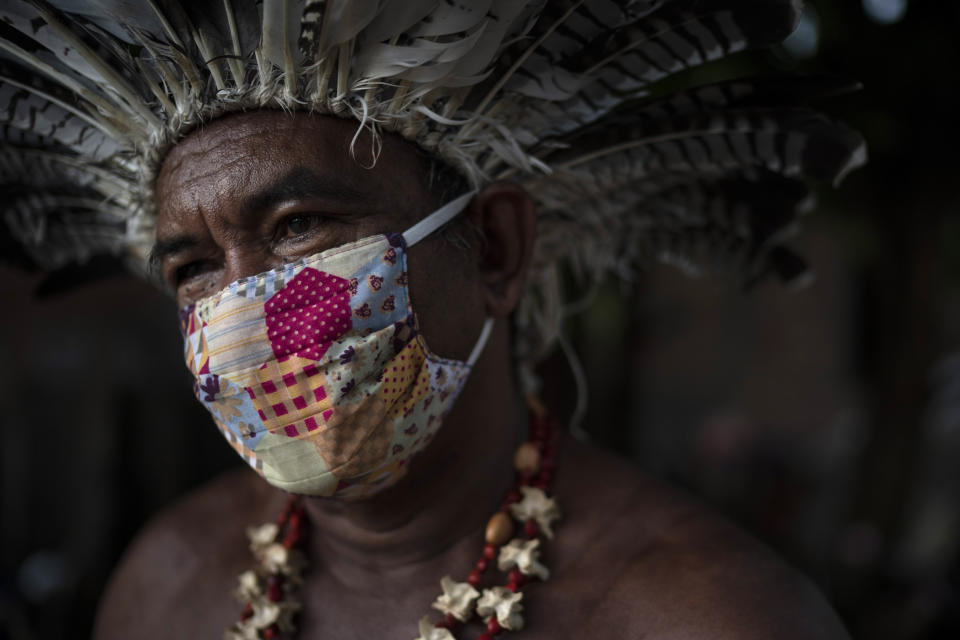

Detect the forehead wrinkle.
xmin=173 ymin=139 xmax=263 ymax=193
xmin=156 ymin=111 xmax=438 ymax=241
xmin=161 ymin=151 xmax=263 ymax=232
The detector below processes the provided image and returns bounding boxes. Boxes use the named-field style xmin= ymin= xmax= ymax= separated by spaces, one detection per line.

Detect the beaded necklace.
xmin=226 ymin=402 xmax=561 ymax=639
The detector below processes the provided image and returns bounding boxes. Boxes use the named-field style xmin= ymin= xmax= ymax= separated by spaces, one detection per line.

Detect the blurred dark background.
xmin=2 ymin=1 xmax=959 ymax=638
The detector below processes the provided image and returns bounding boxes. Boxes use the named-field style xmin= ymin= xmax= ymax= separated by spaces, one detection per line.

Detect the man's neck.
xmin=298 ymin=326 xmax=524 ymax=591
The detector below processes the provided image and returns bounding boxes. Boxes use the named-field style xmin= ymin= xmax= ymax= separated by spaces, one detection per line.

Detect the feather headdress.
xmin=0 ymin=0 xmax=864 ymax=360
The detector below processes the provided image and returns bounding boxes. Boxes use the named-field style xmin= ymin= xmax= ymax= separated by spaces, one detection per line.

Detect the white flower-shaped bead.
xmin=229 ymin=598 xmax=301 ymax=633
xmin=431 ymin=575 xmax=480 ymax=622
xmin=246 ymin=523 xmax=279 ymax=555
xmin=261 ymin=543 xmax=290 ymax=574
xmin=233 ymin=569 xmax=261 ymax=601
xmin=497 ymin=538 xmax=550 ymax=581
xmin=248 ymin=600 xmax=281 ymax=629
xmin=413 ymin=615 xmax=456 ymax=640
xmin=476 ymin=587 xmax=525 ymax=631
xmin=508 ymin=486 xmax=560 ymax=539
xmin=225 ymin=620 xmax=260 ymax=640
xmin=257 ymin=543 xmax=306 ymax=581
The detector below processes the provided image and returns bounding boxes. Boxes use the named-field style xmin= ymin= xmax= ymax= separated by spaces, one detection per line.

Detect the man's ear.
xmin=467 ymin=181 xmax=536 ymax=318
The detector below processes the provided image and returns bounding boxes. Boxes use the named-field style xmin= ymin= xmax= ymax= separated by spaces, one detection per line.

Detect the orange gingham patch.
xmin=246 ymin=355 xmax=333 ymax=438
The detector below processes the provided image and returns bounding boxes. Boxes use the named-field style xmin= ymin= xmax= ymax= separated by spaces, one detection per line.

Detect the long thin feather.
xmin=261 ymin=0 xmax=306 ymax=91
xmin=25 ymin=0 xmax=161 ymax=129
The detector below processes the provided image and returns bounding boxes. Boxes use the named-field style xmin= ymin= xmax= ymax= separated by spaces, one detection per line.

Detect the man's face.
xmin=154 ymin=110 xmax=484 ymax=361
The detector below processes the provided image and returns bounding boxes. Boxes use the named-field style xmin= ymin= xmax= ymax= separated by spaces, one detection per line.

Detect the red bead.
xmin=506 ymin=581 xmax=520 ymax=592
xmin=483 ymin=544 xmax=497 ymax=560
xmin=487 ymin=618 xmax=503 ymax=635
xmin=445 ymin=613 xmax=461 ymax=629
xmin=475 ymin=558 xmax=489 ymax=572
xmin=263 ymin=625 xmax=280 ymax=639
xmin=266 ymin=575 xmax=284 ymax=602
xmin=276 ymin=499 xmax=294 ymax=525
xmin=468 ymin=570 xmax=482 ymax=587
xmin=524 ymin=519 xmax=540 ymax=539
xmin=282 ymin=530 xmax=301 ymax=549
xmin=509 ymin=568 xmax=526 ymax=586
xmin=241 ymin=602 xmax=253 ymax=621
xmin=477 ymin=635 xmax=494 ymax=640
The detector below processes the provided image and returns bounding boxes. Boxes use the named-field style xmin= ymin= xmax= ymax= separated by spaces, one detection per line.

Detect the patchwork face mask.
xmin=179 ymin=193 xmax=493 ymax=499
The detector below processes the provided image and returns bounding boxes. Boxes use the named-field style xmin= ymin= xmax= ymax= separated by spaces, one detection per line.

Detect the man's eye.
xmin=284 ymin=214 xmax=322 ymax=237
xmin=174 ymin=261 xmax=210 ymax=286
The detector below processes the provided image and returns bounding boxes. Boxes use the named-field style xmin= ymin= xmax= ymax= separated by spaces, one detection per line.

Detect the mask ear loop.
xmin=401 ymin=192 xmax=493 ymax=368
xmin=556 ymin=329 xmax=591 ymax=441
xmin=400 ymin=191 xmax=492 ymax=366
xmin=401 ymin=191 xmax=476 ymax=247
xmin=467 ymin=318 xmax=495 ymax=367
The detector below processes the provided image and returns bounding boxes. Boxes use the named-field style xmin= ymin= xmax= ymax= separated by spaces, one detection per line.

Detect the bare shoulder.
xmin=547 ymin=438 xmax=850 ymax=640
xmin=92 ymin=468 xmax=279 ymax=639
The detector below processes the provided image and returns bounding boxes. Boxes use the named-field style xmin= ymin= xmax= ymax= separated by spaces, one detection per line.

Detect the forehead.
xmin=155 ymin=111 xmax=428 ymax=231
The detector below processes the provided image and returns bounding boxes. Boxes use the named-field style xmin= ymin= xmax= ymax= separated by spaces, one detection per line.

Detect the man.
xmin=0 ymin=1 xmax=863 ymax=637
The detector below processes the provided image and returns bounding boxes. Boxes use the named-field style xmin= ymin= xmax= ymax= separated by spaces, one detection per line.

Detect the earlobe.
xmin=468 ymin=182 xmax=537 ymax=318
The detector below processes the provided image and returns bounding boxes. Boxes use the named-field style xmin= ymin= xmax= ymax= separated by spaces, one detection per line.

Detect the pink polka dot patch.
xmin=265 ymin=267 xmax=353 ymax=361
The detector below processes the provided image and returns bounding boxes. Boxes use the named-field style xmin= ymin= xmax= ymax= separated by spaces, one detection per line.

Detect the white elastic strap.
xmin=557 ymin=329 xmax=591 ymax=442
xmin=401 ymin=191 xmax=476 ymax=248
xmin=467 ymin=317 xmax=495 ymax=368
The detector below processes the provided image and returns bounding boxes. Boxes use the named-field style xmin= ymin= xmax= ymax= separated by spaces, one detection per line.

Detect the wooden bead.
xmin=485 ymin=512 xmax=514 ymax=546
xmin=513 ymin=442 xmax=541 ymax=473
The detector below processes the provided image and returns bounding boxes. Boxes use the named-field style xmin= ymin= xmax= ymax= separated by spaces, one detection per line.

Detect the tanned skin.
xmin=93 ymin=111 xmax=850 ymax=639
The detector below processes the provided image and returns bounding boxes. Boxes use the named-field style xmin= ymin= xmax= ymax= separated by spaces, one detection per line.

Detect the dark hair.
xmin=417 ymin=148 xmax=480 ymax=254
xmin=419 ymin=148 xmax=471 ymax=208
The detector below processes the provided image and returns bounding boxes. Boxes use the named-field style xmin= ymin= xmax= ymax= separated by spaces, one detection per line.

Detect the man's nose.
xmin=220 ymin=247 xmax=281 ymax=289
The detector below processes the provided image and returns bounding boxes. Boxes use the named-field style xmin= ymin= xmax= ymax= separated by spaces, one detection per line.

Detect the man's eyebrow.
xmin=239 ymin=166 xmax=376 ymax=219
xmin=149 ymin=235 xmax=200 ymax=273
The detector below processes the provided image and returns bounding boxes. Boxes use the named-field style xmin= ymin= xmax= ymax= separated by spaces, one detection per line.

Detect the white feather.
xmin=317 ymin=0 xmax=381 ymax=52
xmin=362 ymin=0 xmax=440 ymax=44
xmin=261 ymin=0 xmax=305 ymax=76
xmin=407 ymin=0 xmax=492 ymax=38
